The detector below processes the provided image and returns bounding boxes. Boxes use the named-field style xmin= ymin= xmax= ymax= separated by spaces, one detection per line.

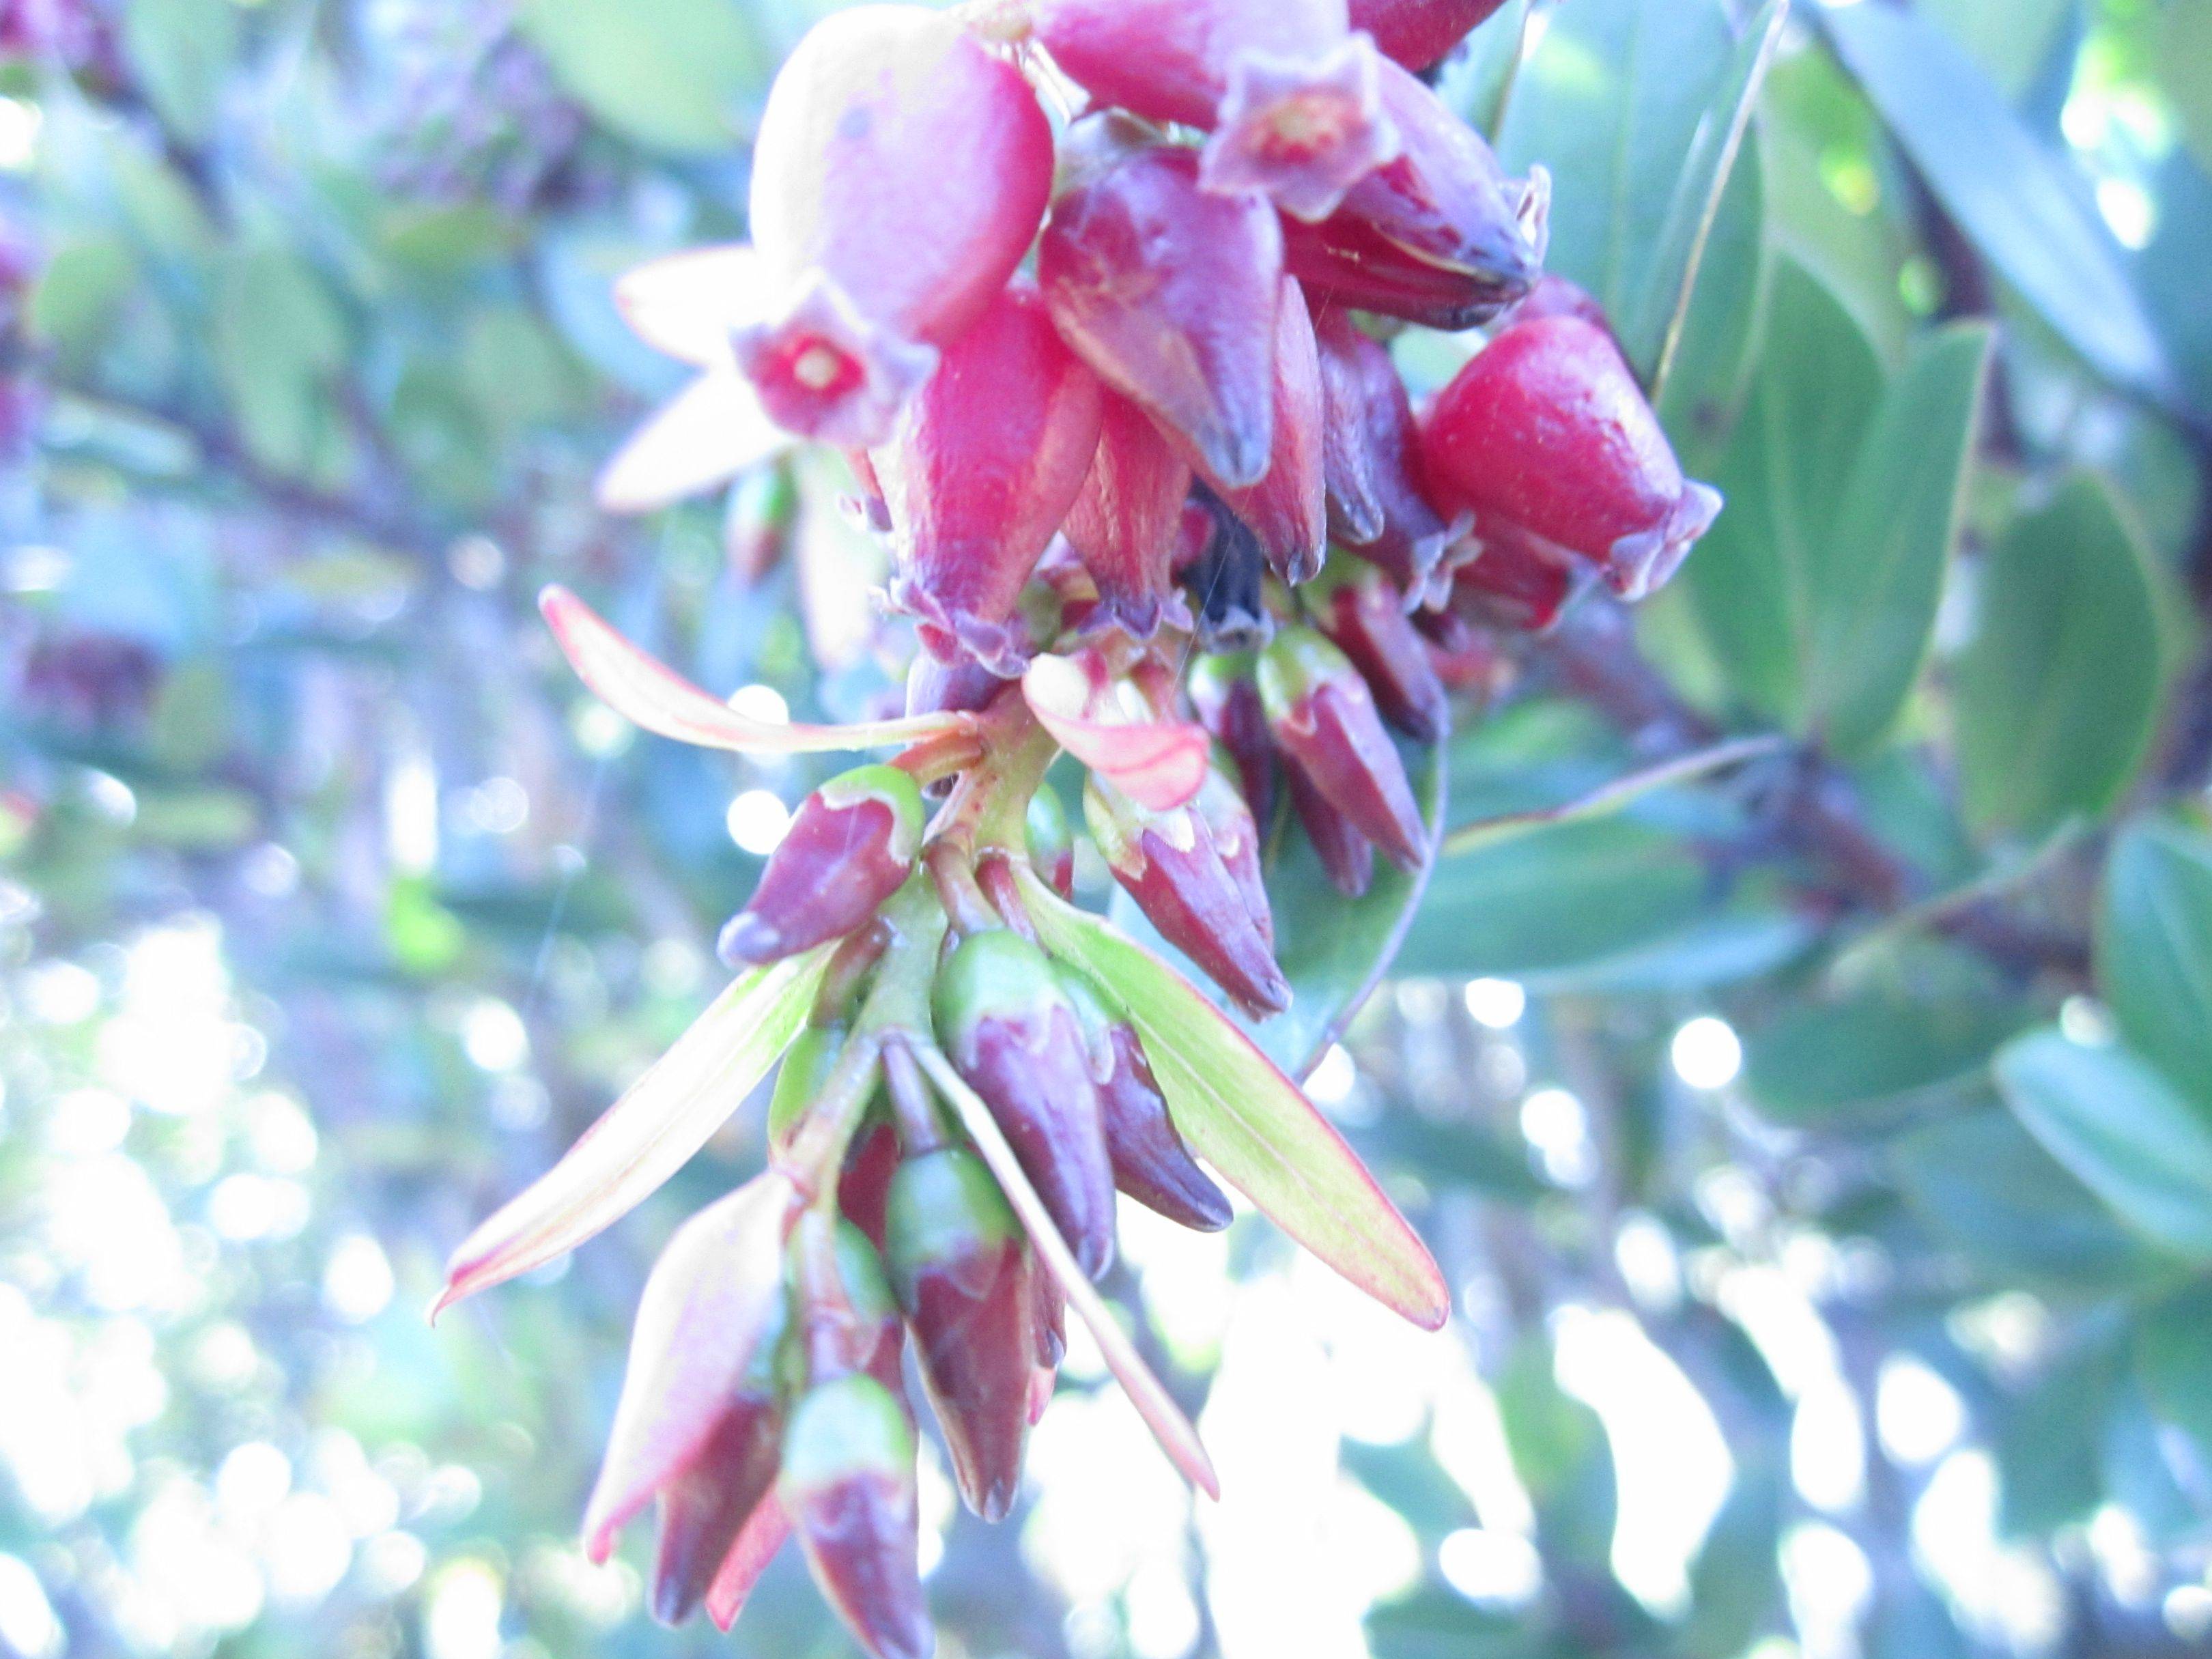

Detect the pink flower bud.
xmin=1063 ymin=393 xmax=1195 ymax=641
xmin=877 ymin=283 xmax=1105 ymax=673
xmin=1033 ymin=0 xmax=1395 ymax=221
xmin=1316 ymin=568 xmax=1449 ymax=742
xmin=779 ymin=1372 xmax=931 ymax=1659
xmin=1200 ymin=276 xmax=1329 ymax=584
xmin=1349 ymin=0 xmax=1512 ymax=71
xmin=933 ymin=931 xmax=1119 ymax=1278
xmin=1039 ymin=139 xmax=1285 ymax=491
xmin=1285 ymin=736 xmax=1376 ymax=896
xmin=1086 ymin=775 xmax=1291 ymax=1018
xmin=739 ymin=5 xmax=1054 ymax=445
xmin=1420 ymin=315 xmax=1724 ymax=600
xmin=1285 ymin=210 xmax=1520 ymax=330
xmin=718 ymin=765 xmax=928 ymax=967
xmin=1053 ymin=964 xmax=1232 ymax=1232
xmin=1333 ymin=58 xmax=1548 ymax=287
xmin=1187 ymin=654 xmax=1279 ymax=833
xmin=1448 ymin=520 xmax=1600 ymax=633
xmin=1310 ymin=306 xmax=1458 ymax=599
xmin=1258 ymin=628 xmax=1427 ymax=870
xmin=885 ymin=1147 xmax=1036 ymax=1520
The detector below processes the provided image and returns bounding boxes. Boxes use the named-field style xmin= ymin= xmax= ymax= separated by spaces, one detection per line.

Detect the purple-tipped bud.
xmin=1420 ymin=316 xmax=1724 ymax=601
xmin=1200 ymin=276 xmax=1329 ymax=585
xmin=884 ymin=1147 xmax=1036 ymax=1520
xmin=1051 ymin=964 xmax=1232 ymax=1232
xmin=1025 ymin=787 xmax=1077 ymax=902
xmin=779 ymin=1372 xmax=931 ymax=1659
xmin=1258 ymin=629 xmax=1427 ymax=870
xmin=649 ymin=1351 xmax=786 ymax=1625
xmin=1064 ymin=393 xmax=1194 ymax=641
xmin=1085 ymin=775 xmax=1291 ymax=1018
xmin=1188 ymin=654 xmax=1278 ymax=833
xmin=905 ymin=651 xmax=1010 ymax=720
xmin=1333 ymin=60 xmax=1547 ymax=292
xmin=1315 ymin=568 xmax=1449 ymax=742
xmin=789 ymin=1209 xmax=902 ymax=1380
xmin=1039 ymin=138 xmax=1285 ymax=492
xmin=879 ymin=283 xmax=1105 ymax=674
xmin=932 ymin=931 xmax=1118 ymax=1278
xmin=1286 ymin=754 xmax=1374 ymax=897
xmin=720 ymin=765 xmax=926 ymax=968
xmin=1447 ymin=520 xmax=1599 ymax=633
xmin=741 ymin=5 xmax=1054 ymax=446
xmin=1350 ymin=0 xmax=1512 ymax=71
xmin=1032 ymin=1267 xmax=1067 ymax=1373
xmin=1284 ymin=210 xmax=1523 ymax=331
xmin=1311 ymin=306 xmax=1457 ymax=601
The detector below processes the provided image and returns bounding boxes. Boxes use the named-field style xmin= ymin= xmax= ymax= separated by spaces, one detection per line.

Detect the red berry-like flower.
xmin=1259 ymin=628 xmax=1427 ymax=871
xmin=1202 ymin=276 xmax=1329 ymax=585
xmin=1316 ymin=568 xmax=1450 ymax=743
xmin=1420 ymin=315 xmax=1723 ymax=600
xmin=739 ymin=5 xmax=1054 ymax=445
xmin=1311 ymin=305 xmax=1460 ymax=600
xmin=1063 ymin=391 xmax=1195 ymax=641
xmin=877 ymin=281 xmax=1105 ymax=673
xmin=1039 ymin=138 xmax=1286 ymax=491
xmin=778 ymin=1372 xmax=931 ymax=1659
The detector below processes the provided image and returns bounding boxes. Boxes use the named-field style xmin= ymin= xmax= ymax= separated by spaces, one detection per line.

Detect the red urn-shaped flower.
xmin=718 ymin=765 xmax=926 ymax=967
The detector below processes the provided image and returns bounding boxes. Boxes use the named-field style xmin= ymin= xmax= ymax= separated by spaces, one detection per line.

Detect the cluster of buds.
xmin=444 ymin=1 xmax=1727 ymax=1653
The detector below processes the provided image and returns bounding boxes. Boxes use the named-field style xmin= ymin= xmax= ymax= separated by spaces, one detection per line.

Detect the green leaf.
xmin=1890 ymin=1108 xmax=2176 ymax=1286
xmin=1685 ymin=257 xmax=1886 ymax=728
xmin=1810 ymin=321 xmax=1992 ymax=755
xmin=1994 ymin=1335 xmax=2117 ymax=1537
xmin=1746 ymin=991 xmax=2024 ymax=1126
xmin=437 ymin=944 xmax=837 ymax=1309
xmin=1404 ymin=818 xmax=1708 ymax=982
xmin=1657 ymin=122 xmax=1769 ymax=472
xmin=1435 ymin=0 xmax=1536 ymax=140
xmin=1015 ymin=866 xmax=1450 ymax=1331
xmin=2098 ymin=820 xmax=2212 ymax=1107
xmin=517 ymin=0 xmax=765 ymax=154
xmin=121 ymin=0 xmax=239 ymax=145
xmin=1995 ymin=1030 xmax=2212 ymax=1261
xmin=1818 ymin=1 xmax=2172 ymax=401
xmin=2135 ymin=1285 xmax=2212 ymax=1466
xmin=1918 ymin=0 xmax=2078 ymax=98
xmin=1496 ymin=0 xmax=1776 ymax=379
xmin=1955 ymin=476 xmax=2164 ymax=838
xmin=210 ymin=246 xmax=352 ymax=483
xmin=2161 ymin=1 xmax=2212 ymax=177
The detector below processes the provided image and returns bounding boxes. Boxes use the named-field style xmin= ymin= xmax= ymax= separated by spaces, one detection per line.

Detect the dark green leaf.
xmin=2135 ymin=1285 xmax=2212 ymax=1468
xmin=1996 ymin=1030 xmax=2212 ymax=1260
xmin=1955 ymin=476 xmax=2164 ymax=837
xmin=1819 ymin=1 xmax=2172 ymax=400
xmin=2098 ymin=819 xmax=2212 ymax=1107
xmin=1746 ymin=991 xmax=2024 ymax=1126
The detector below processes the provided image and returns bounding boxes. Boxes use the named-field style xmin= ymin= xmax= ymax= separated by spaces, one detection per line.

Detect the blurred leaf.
xmin=1497 ymin=0 xmax=1776 ymax=379
xmin=1994 ymin=1333 xmax=2118 ymax=1537
xmin=1811 ymin=320 xmax=1991 ymax=754
xmin=1494 ymin=1335 xmax=1615 ymax=1570
xmin=210 ymin=246 xmax=352 ymax=483
xmin=2136 ymin=1284 xmax=2212 ymax=1471
xmin=1890 ymin=1107 xmax=2174 ymax=1286
xmin=2098 ymin=819 xmax=2212 ymax=1107
xmin=1996 ymin=1030 xmax=2212 ymax=1260
xmin=1955 ymin=475 xmax=2164 ymax=838
xmin=1436 ymin=0 xmax=1535 ymax=139
xmin=1017 ymin=866 xmax=1451 ymax=1331
xmin=1443 ymin=735 xmax=1781 ymax=858
xmin=1342 ymin=1438 xmax=1477 ymax=1536
xmin=121 ymin=0 xmax=238 ymax=145
xmin=1404 ymin=818 xmax=1707 ymax=982
xmin=517 ymin=0 xmax=763 ymax=154
xmin=2138 ymin=152 xmax=2212 ymax=417
xmin=1657 ymin=122 xmax=1768 ymax=471
xmin=1745 ymin=991 xmax=2024 ymax=1126
xmin=2163 ymin=1 xmax=2212 ymax=175
xmin=1818 ymin=0 xmax=2172 ymax=401
xmin=1918 ymin=0 xmax=2076 ymax=98
xmin=1367 ymin=1589 xmax=1540 ymax=1659
xmin=28 ymin=237 xmax=137 ymax=356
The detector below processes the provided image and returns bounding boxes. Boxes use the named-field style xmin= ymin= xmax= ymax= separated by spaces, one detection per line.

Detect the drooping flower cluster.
xmin=441 ymin=3 xmax=1722 ymax=1655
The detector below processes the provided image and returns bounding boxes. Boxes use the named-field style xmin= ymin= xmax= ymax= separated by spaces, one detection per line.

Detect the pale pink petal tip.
xmin=732 ymin=269 xmax=938 ymax=449
xmin=1200 ymin=36 xmax=1400 ymax=224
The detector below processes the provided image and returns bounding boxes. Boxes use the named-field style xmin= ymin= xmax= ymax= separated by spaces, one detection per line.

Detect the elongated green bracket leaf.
xmin=1637 ymin=0 xmax=1787 ymax=397
xmin=1014 ymin=866 xmax=1451 ymax=1332
xmin=436 ymin=942 xmax=836 ymax=1312
xmin=1497 ymin=0 xmax=1777 ymax=380
xmin=2098 ymin=820 xmax=2212 ymax=1108
xmin=540 ymin=585 xmax=970 ymax=754
xmin=909 ymin=1041 xmax=1220 ymax=1499
xmin=1995 ymin=1028 xmax=2212 ymax=1261
xmin=1436 ymin=0 xmax=1537 ymax=141
xmin=1443 ymin=735 xmax=1782 ymax=857
xmin=1813 ymin=322 xmax=1991 ymax=755
xmin=1955 ymin=477 xmax=2164 ymax=838
xmin=1817 ymin=0 xmax=2174 ymax=403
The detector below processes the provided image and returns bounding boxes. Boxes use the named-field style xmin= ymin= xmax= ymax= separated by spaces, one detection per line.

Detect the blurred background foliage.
xmin=3 ymin=1 xmax=2212 ymax=1658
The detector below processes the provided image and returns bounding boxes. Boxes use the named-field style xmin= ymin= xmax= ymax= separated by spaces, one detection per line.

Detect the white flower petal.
xmin=595 ymin=371 xmax=790 ymax=515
